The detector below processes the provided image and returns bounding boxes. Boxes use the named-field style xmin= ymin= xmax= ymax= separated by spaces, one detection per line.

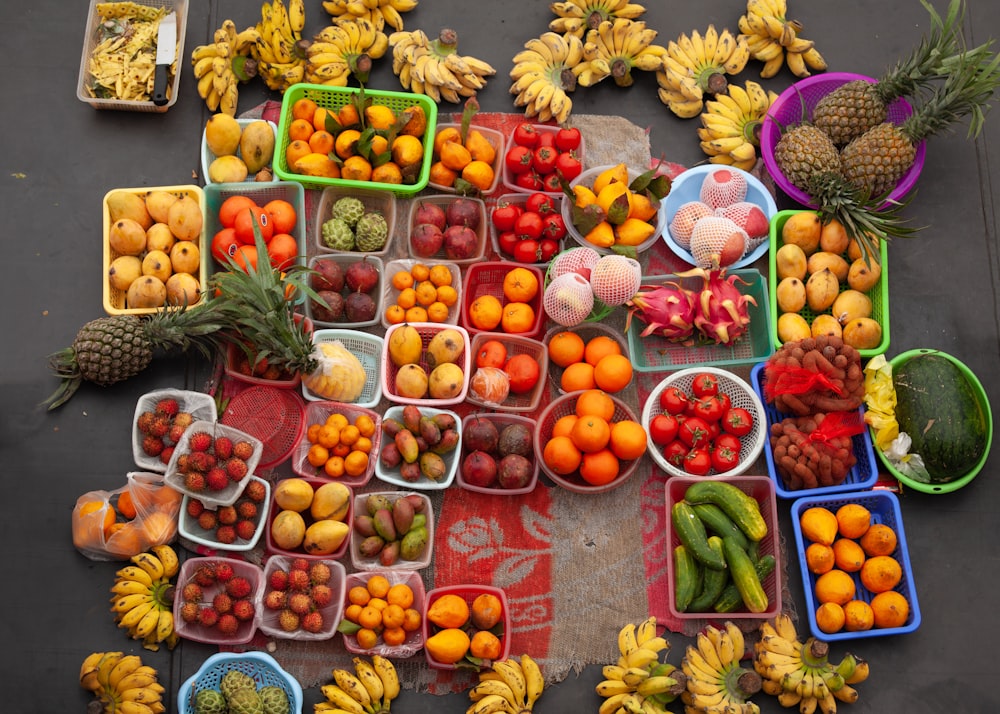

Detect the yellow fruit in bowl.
xmin=208 ymin=155 xmax=249 ymax=184
xmin=126 ymin=275 xmax=167 ymax=309
xmin=142 ymin=250 xmax=173 ymax=283
xmin=274 ymin=478 xmax=315 ymax=512
xmin=204 ymin=113 xmax=242 ymax=156
xmin=395 ymin=363 xmax=429 ymax=399
xmin=167 ymin=195 xmax=204 ymax=241
xmin=170 ymin=241 xmax=201 ymax=275
xmin=109 ymin=218 xmax=148 ymax=256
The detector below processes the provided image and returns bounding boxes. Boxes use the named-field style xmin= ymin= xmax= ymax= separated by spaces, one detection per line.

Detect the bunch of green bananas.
xmin=79 ymin=651 xmax=165 ymax=714
xmin=575 ymin=18 xmax=668 ymax=88
xmin=656 ymin=26 xmax=751 ymax=119
xmin=388 ymin=28 xmax=497 ymax=104
xmin=315 ymin=654 xmax=400 ymax=714
xmin=753 ymin=614 xmax=870 ymax=714
xmin=467 ymin=654 xmax=545 ymax=714
xmin=594 ymin=617 xmax=685 ymax=714
xmin=190 ymin=20 xmax=260 ymax=115
xmin=322 ymin=0 xmax=418 ymax=33
xmin=680 ymin=622 xmax=762 ymax=714
xmin=307 ymin=19 xmax=390 ymax=86
xmin=548 ymin=0 xmax=647 ymax=39
xmin=109 ymin=544 xmax=179 ymax=652
xmin=697 ymin=80 xmax=779 ymax=170
xmin=737 ymin=0 xmax=827 ymax=78
xmin=252 ymin=0 xmax=308 ymax=92
xmin=509 ymin=32 xmax=587 ymax=124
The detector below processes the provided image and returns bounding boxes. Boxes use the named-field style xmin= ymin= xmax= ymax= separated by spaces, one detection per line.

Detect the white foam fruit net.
xmin=548 ymin=246 xmax=601 ymax=280
xmin=717 ymin=201 xmax=768 ymax=251
xmin=689 ymin=215 xmax=748 ymax=268
xmin=543 ymin=272 xmax=595 ymax=326
xmin=669 ymin=201 xmax=714 ymax=248
xmin=590 ymin=255 xmax=642 ymax=306
xmin=699 ymin=169 xmax=748 ymax=209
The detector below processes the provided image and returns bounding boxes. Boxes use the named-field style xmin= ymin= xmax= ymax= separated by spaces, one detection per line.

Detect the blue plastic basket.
xmin=178 ymin=652 xmax=303 ymax=714
xmin=751 ymin=363 xmax=878 ymax=498
xmin=791 ymin=490 xmax=921 ymax=641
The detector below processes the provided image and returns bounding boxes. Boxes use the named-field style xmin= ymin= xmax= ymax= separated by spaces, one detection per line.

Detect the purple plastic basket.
xmin=761 ymin=73 xmax=926 ymax=208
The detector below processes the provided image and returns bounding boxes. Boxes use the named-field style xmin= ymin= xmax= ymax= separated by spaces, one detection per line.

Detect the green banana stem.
xmin=430 ymin=27 xmax=459 ymax=57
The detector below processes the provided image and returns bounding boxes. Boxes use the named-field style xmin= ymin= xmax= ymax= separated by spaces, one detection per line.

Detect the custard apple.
xmin=194 ymin=689 xmax=227 ymax=714
xmin=218 ymin=670 xmax=255 ymax=701
xmin=355 ymin=211 xmax=388 ymax=252
xmin=330 ymin=197 xmax=366 ymax=228
xmin=258 ymin=686 xmax=290 ymax=714
xmin=226 ymin=686 xmax=264 ymax=714
xmin=321 ymin=217 xmax=355 ymax=251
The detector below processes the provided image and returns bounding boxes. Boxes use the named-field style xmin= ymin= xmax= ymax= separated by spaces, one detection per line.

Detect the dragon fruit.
xmin=682 ymin=267 xmax=758 ymax=345
xmin=625 ymin=283 xmax=697 ymax=343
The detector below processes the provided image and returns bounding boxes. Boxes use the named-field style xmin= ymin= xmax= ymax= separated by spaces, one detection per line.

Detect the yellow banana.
xmin=469 ymin=694 xmax=517 ymax=714
xmin=492 ymin=659 xmax=526 ymax=709
xmin=149 ymin=545 xmax=178 ymax=578
xmin=665 ymin=95 xmax=705 ymax=119
xmin=132 ymin=605 xmax=161 ymax=640
xmin=469 ymin=679 xmax=518 ymax=706
xmin=370 ymin=655 xmax=399 ymax=704
xmin=802 ymin=46 xmax=828 ymax=71
xmin=80 ymin=652 xmax=106 ymax=692
xmin=116 ymin=566 xmax=153 ymax=588
xmin=320 ymin=685 xmax=368 ymax=714
xmin=723 ymin=37 xmax=751 ymax=74
xmin=288 ymin=0 xmax=305 ymax=32
xmin=539 ymin=30 xmax=571 ymax=64
xmin=523 ymin=37 xmax=556 ymax=65
xmin=520 ymin=654 xmax=544 ymax=709
xmin=190 ymin=43 xmax=223 ymax=62
xmin=110 ymin=577 xmax=154 ymax=596
xmin=333 ymin=668 xmax=372 ymax=709
xmin=130 ymin=552 xmax=164 ymax=584
xmin=595 ymin=678 xmax=634 ymax=697
xmin=352 ymin=657 xmax=383 ymax=707
xmin=111 ymin=592 xmax=154 ymax=614
xmin=832 ymin=683 xmax=859 ymax=703
xmin=153 ymin=609 xmax=174 ymax=644
xmin=118 ymin=701 xmax=156 ymax=714
xmin=107 ymin=654 xmax=143 ymax=691
xmin=117 ymin=599 xmax=155 ymax=630
xmin=786 ymin=48 xmax=809 ymax=77
xmin=683 ymin=645 xmax=723 ymax=682
xmin=116 ymin=667 xmax=159 ymax=693
xmin=599 ymin=692 xmax=632 ymax=714
xmin=617 ymin=622 xmax=639 ymax=656
xmin=759 ymin=53 xmax=785 ymax=78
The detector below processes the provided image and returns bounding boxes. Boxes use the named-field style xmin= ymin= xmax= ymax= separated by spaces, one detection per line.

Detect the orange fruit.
xmin=344 ymin=451 xmax=369 ymax=478
xmin=551 ymin=414 xmax=579 ymax=438
xmin=427 ymin=593 xmax=470 ymax=628
xmin=312 ymin=106 xmax=334 ymax=132
xmin=141 ymin=511 xmax=174 ymax=544
xmin=323 ymin=456 xmax=346 ymax=478
xmin=405 ymin=306 xmax=428 ymax=322
xmin=434 ymin=126 xmax=462 ymax=155
xmin=814 ymin=569 xmax=856 ymax=606
xmin=365 ymin=104 xmax=397 ymax=131
xmin=410 ymin=263 xmax=430 ymax=282
xmin=287 ymin=118 xmax=314 ymax=143
xmin=306 ymin=423 xmax=322 ymax=443
xmin=397 ymin=287 xmax=417 ymax=309
xmin=367 ymin=597 xmax=388 ymax=612
xmin=307 ymin=443 xmax=330 ymax=468
xmin=471 ymin=593 xmax=504 ymax=630
xmin=575 ymin=389 xmax=615 ymax=421
xmin=593 ymin=353 xmax=633 ymax=393
xmin=548 ymin=331 xmax=586 ymax=367
xmin=358 ymin=605 xmax=383 ymax=630
xmin=584 ymin=335 xmax=622 ymax=366
xmin=353 ymin=437 xmax=373 ymax=454
xmin=263 ymin=199 xmax=298 ymax=235
xmin=381 ymin=603 xmax=406 ymax=629
xmin=579 ymin=448 xmax=620 ymax=486
xmin=542 ymin=435 xmax=582 ymax=475
xmin=429 ymin=161 xmax=459 ymax=188
xmin=805 ymin=543 xmax=835 ymax=575
xmin=335 ymin=129 xmax=362 ymax=160
xmin=338 ymin=103 xmax=361 ymax=128
xmin=292 ymin=97 xmax=318 ymax=122
xmin=859 ymin=555 xmax=902 ymax=593
xmin=475 ymin=339 xmax=508 ymax=369
xmin=308 ymin=129 xmax=335 ymax=156
xmin=344 ymin=603 xmax=363 ymax=623
xmin=842 ymin=600 xmax=875 ymax=632
xmin=503 ymin=267 xmax=540 ymax=302
xmin=266 ymin=233 xmax=298 ymax=271
xmin=505 ymin=353 xmax=540 ymax=394
xmin=859 ymin=523 xmax=897 ymax=556
xmin=415 ymin=281 xmax=438 ymax=306
xmin=385 ymin=303 xmax=407 ymax=325
xmin=79 ymin=500 xmax=115 ymax=535
xmin=366 ymin=574 xmax=391 ymax=599
xmin=317 ymin=424 xmax=341 ymax=449
xmin=218 ymin=195 xmax=258 ymax=229
xmin=342 ymin=155 xmax=373 ymax=182
xmin=814 ymin=602 xmax=845 ymax=634
xmin=832 ymin=538 xmax=866 ymax=573
xmin=116 ymin=490 xmax=137 ymax=520
xmin=355 ymin=414 xmax=375 ymax=437
xmin=339 ymin=424 xmax=360 ymax=446
xmin=608 ymin=419 xmax=648 ymax=461
xmin=560 ymin=361 xmax=596 ymax=392
xmin=429 ymin=264 xmax=453 ymax=287
xmin=427 ymin=301 xmax=449 ymax=323
xmin=327 ymin=413 xmax=349 ymax=429
xmin=356 ymin=628 xmax=379 ymax=649
xmin=391 ymin=134 xmax=425 ymax=168
xmin=570 ymin=415 xmax=611 ymax=453
xmin=870 ymin=591 xmax=910 ymax=628
xmin=392 ymin=270 xmax=415 ymax=291
xmin=285 ymin=139 xmax=312 ymax=168
xmin=231 ymin=245 xmax=259 ymax=272
xmin=501 ymin=302 xmax=535 ymax=334
xmin=469 ymin=294 xmax=503 ymax=330
xmin=436 ymin=285 xmax=458 ymax=307
xmin=402 ymin=607 xmax=422 ymax=632
xmin=469 ymin=630 xmax=503 ymax=660
xmin=835 ymin=503 xmax=872 ymax=539
xmin=799 ymin=506 xmax=839 ymax=546
xmin=372 ymin=162 xmax=404 ymax=185
xmin=382 ymin=626 xmax=407 ymax=646
xmin=386 ymin=583 xmax=414 ymax=609
xmin=462 ymin=160 xmax=496 ymax=192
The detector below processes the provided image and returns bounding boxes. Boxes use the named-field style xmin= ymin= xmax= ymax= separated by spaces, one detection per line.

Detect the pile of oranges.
xmin=466 ymin=267 xmax=539 ymax=334
xmin=303 ymin=411 xmax=377 ymax=480
xmin=800 ymin=502 xmax=910 ymax=634
xmin=428 ymin=125 xmax=498 ymax=192
xmin=385 ymin=263 xmax=458 ymax=324
xmin=541 ymin=389 xmax=648 ymax=487
xmin=547 ymin=331 xmax=633 ymax=394
xmin=283 ymin=96 xmax=428 ymax=184
xmin=342 ymin=575 xmax=422 ymax=650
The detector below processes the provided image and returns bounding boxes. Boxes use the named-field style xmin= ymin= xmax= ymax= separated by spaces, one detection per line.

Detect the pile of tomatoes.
xmin=491 ymin=192 xmax=567 ymax=264
xmin=648 ymin=372 xmax=755 ymax=476
xmin=504 ymin=124 xmax=583 ymax=193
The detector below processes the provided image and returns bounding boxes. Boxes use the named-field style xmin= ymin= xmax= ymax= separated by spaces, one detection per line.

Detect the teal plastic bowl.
xmin=875 ymin=349 xmax=993 ymax=494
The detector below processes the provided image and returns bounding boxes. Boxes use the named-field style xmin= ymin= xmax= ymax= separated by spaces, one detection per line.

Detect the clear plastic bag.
xmin=71 ymin=472 xmax=183 ymax=561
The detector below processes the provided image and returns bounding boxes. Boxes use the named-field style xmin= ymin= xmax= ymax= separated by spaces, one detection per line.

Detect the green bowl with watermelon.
xmin=875 ymin=349 xmax=992 ymax=494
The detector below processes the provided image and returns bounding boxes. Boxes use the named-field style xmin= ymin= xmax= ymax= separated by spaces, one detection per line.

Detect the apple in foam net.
xmin=716 ymin=201 xmax=770 ymax=239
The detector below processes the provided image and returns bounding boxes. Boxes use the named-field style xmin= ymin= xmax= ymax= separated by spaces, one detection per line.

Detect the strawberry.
xmin=188 ymin=431 xmax=213 ymax=452
xmin=155 ymin=398 xmax=180 ymax=417
xmin=213 ymin=436 xmax=234 ymax=460
xmin=301 ymin=611 xmax=325 ymax=634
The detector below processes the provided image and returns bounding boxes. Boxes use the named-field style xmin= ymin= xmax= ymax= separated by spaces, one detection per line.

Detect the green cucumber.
xmin=893 ymin=352 xmax=988 ymax=483
xmin=683 ymin=481 xmax=768 ymax=541
xmin=721 ymin=537 xmax=769 ymax=613
xmin=691 ymin=503 xmax=751 ymax=552
xmin=672 ymin=544 xmax=702 ymax=612
xmin=713 ymin=554 xmax=776 ymax=613
xmin=671 ymin=501 xmax=727 ymax=570
xmin=688 ymin=536 xmax=730 ymax=613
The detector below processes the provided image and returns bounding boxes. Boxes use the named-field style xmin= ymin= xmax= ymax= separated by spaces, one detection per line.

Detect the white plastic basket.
xmin=374 ymin=407 xmax=462 ymax=490
xmin=178 ymin=475 xmax=270 ymax=553
xmin=131 ymin=389 xmax=217 ymax=472
xmin=200 ymin=119 xmax=279 ymax=183
xmin=302 ymin=329 xmax=384 ymax=408
xmin=162 ymin=421 xmax=263 ymax=508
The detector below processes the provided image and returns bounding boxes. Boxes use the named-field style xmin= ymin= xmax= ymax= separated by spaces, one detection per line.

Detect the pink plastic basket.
xmin=533 ymin=391 xmax=642 ymax=494
xmin=223 ymin=315 xmax=313 ymax=390
xmin=456 ymin=413 xmax=540 ymax=495
xmin=381 ymin=323 xmax=471 ymax=406
xmin=256 ymin=555 xmax=346 ymax=641
xmin=172 ymin=556 xmax=264 ymax=645
xmin=429 ymin=123 xmax=505 ymax=196
xmin=407 ymin=195 xmax=488 ymax=265
xmin=488 ymin=192 xmax=567 ymax=268
xmin=422 ymin=585 xmax=511 ymax=670
xmin=466 ymin=332 xmax=549 ymax=412
xmin=380 ymin=258 xmax=463 ymax=329
xmin=219 ymin=386 xmax=305 ymax=470
xmin=342 ymin=570 xmax=426 ymax=656
xmin=350 ymin=491 xmax=434 ymax=571
xmin=760 ymin=72 xmax=926 ymax=208
xmin=264 ymin=477 xmax=353 ymax=561
xmin=460 ymin=262 xmax=546 ymax=339
xmin=290 ymin=400 xmax=381 ymax=487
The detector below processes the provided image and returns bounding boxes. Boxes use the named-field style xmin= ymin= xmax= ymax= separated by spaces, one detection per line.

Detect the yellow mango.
xmin=584 ymin=220 xmax=615 ymax=248
xmin=614 ymin=217 xmax=657 ymax=246
xmin=592 ymin=163 xmax=629 ymax=195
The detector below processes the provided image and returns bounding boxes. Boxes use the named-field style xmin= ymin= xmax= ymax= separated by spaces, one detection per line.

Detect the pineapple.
xmin=841 ymin=48 xmax=1000 ymax=197
xmin=772 ymin=123 xmax=841 ymax=194
xmin=812 ymin=0 xmax=968 ymax=146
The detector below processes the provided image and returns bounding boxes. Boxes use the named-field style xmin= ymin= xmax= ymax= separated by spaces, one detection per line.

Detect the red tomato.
xmin=513 ymin=123 xmax=539 ymax=148
xmin=541 ymin=213 xmax=567 ymax=241
xmin=710 ymin=444 xmax=740 ymax=473
xmin=684 ymin=448 xmax=712 ymax=476
xmin=514 ymin=170 xmax=543 ymax=191
xmin=662 ymin=440 xmax=688 ymax=468
xmin=554 ymin=151 xmax=583 ymax=182
xmin=532 ymin=146 xmax=558 ymax=175
xmin=526 ymin=192 xmax=557 ymax=215
xmin=505 ymin=145 xmax=533 ymax=175
xmin=491 ymin=203 xmax=523 ymax=231
xmin=715 ymin=391 xmax=732 ymax=413
xmin=535 ymin=130 xmax=556 ymax=148
xmin=690 ymin=372 xmax=720 ymax=398
xmin=497 ymin=230 xmax=519 ymax=257
xmin=679 ymin=416 xmax=712 ymax=449
xmin=211 ymin=227 xmax=240 ymax=265
xmin=505 ymin=354 xmax=540 ymax=393
xmin=659 ymin=386 xmax=690 ymax=415
xmin=649 ymin=413 xmax=680 ymax=446
xmin=714 ymin=432 xmax=743 ymax=455
xmin=690 ymin=396 xmax=726 ymax=424
xmin=233 ymin=205 xmax=273 ymax=245
xmin=542 ymin=172 xmax=564 ymax=193
xmin=476 ymin=339 xmax=508 ymax=368
xmin=538 ymin=238 xmax=560 ymax=262
xmin=515 ymin=211 xmax=544 ymax=241
xmin=513 ymin=239 xmax=540 ymax=264
xmin=722 ymin=407 xmax=754 ymax=437
xmin=555 ymin=127 xmax=582 ymax=151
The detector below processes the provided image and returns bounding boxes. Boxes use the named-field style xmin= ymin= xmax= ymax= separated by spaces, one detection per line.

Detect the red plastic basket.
xmin=264 ymin=477 xmax=353 ymax=561
xmin=381 ymin=323 xmax=471 ymax=406
xmin=342 ymin=570 xmax=426 ymax=656
xmin=290 ymin=400 xmax=381 ymax=487
xmin=256 ymin=555 xmax=346 ymax=641
xmin=466 ymin=332 xmax=549 ymax=412
xmin=456 ymin=413 xmax=540 ymax=495
xmin=219 ymin=386 xmax=305 ymax=470
xmin=172 ymin=557 xmax=264 ymax=645
xmin=460 ymin=262 xmax=546 ymax=339
xmin=542 ymin=322 xmax=629 ymax=395
xmin=407 ymin=194 xmax=488 ymax=265
xmin=422 ymin=584 xmax=511 ymax=670
xmin=223 ymin=315 xmax=313 ymax=390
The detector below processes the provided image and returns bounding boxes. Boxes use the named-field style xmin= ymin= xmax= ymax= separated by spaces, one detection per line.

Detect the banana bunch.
xmin=252 ymin=0 xmax=309 ymax=92
xmin=549 ymin=0 xmax=647 ymax=39
xmin=109 ymin=544 xmax=179 ymax=652
xmin=190 ymin=19 xmax=261 ymax=115
xmin=79 ymin=651 xmax=166 ymax=714
xmin=306 ymin=19 xmax=389 ymax=85
xmin=316 ymin=654 xmax=400 ymax=714
xmin=737 ymin=0 xmax=827 ymax=78
xmin=322 ymin=0 xmax=417 ymax=33
xmin=697 ymin=80 xmax=779 ymax=170
xmin=468 ymin=654 xmax=545 ymax=714
xmin=388 ymin=28 xmax=497 ymax=104
xmin=595 ymin=617 xmax=686 ymax=714
xmin=680 ymin=622 xmax=762 ymax=714
xmin=576 ymin=18 xmax=668 ymax=88
xmin=655 ymin=26 xmax=751 ymax=118
xmin=509 ymin=32 xmax=588 ymax=123
xmin=753 ymin=614 xmax=870 ymax=714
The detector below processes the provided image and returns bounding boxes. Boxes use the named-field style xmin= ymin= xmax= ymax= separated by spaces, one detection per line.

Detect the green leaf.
xmin=606 ymin=191 xmax=631 ymax=225
xmin=611 ymin=244 xmax=638 ymax=260
xmin=571 ymin=203 xmax=606 ymax=236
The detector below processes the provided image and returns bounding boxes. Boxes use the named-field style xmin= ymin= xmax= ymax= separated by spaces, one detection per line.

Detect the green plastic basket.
xmin=273 ymin=84 xmax=437 ymax=196
xmin=769 ymin=210 xmax=890 ymax=357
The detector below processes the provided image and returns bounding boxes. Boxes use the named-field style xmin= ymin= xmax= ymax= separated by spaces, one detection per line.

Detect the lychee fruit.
xmin=264 ymin=589 xmax=287 ymax=610
xmin=149 ymin=415 xmax=170 ymax=438
xmin=216 ymin=525 xmax=237 ymax=544
xmin=699 ymin=168 xmax=748 ymax=209
xmin=179 ymin=601 xmax=199 ymax=623
xmin=288 ymin=591 xmax=312 ymax=616
xmin=233 ymin=440 xmax=255 ymax=460
xmin=205 ymin=468 xmax=229 ymax=491
xmin=269 ymin=569 xmax=289 ymax=591
xmin=173 ymin=412 xmax=194 ymax=429
xmin=193 ymin=564 xmax=216 ymax=587
xmin=226 ymin=576 xmax=253 ymax=599
xmin=226 ymin=458 xmax=249 ymax=482
xmin=301 ymin=611 xmax=325 ymax=634
xmin=232 ymin=598 xmax=255 ymax=622
xmin=589 ymin=255 xmax=642 ymax=307
xmin=155 ymin=398 xmax=180 ymax=417
xmin=236 ymin=500 xmax=258 ymax=520
xmin=168 ymin=424 xmax=187 ymax=444
xmin=137 ymin=411 xmax=155 ymax=434
xmin=310 ymin=584 xmax=333 ymax=608
xmin=235 ymin=519 xmax=257 ymax=541
xmin=182 ymin=583 xmax=203 ymax=603
xmin=309 ymin=562 xmax=332 ymax=585
xmin=216 ymin=613 xmax=239 ymax=636
xmin=196 ymin=509 xmax=217 ymax=531
xmin=142 ymin=435 xmax=164 ymax=457
xmin=290 ymin=557 xmax=310 ymax=572
xmin=159 ymin=446 xmax=174 ymax=465
xmin=186 ymin=499 xmax=205 ymax=519
xmin=217 ymin=506 xmax=238 ymax=526
xmin=213 ymin=435 xmax=234 ymax=460
xmin=243 ymin=480 xmax=267 ymax=503
xmin=668 ymin=201 xmax=714 ymax=248
xmin=197 ymin=606 xmax=219 ymax=627
xmin=212 ymin=592 xmax=233 ymax=614
xmin=213 ymin=561 xmax=234 ymax=583
xmin=288 ymin=568 xmax=311 ymax=592
xmin=278 ymin=609 xmax=300 ymax=632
